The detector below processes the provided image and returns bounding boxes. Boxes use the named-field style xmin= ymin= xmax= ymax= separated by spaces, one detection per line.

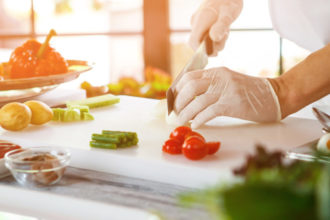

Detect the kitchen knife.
xmin=166 ymin=35 xmax=213 ymax=115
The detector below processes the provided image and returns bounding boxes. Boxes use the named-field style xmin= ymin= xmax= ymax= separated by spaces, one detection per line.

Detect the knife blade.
xmin=166 ymin=36 xmax=213 ymax=115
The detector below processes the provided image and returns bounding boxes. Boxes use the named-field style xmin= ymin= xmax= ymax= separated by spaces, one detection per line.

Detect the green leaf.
xmin=222 ymin=183 xmax=317 ymax=220
xmin=179 ymin=187 xmax=229 ymax=220
xmin=178 ymin=146 xmax=329 ymax=220
xmin=317 ymin=165 xmax=330 ymax=220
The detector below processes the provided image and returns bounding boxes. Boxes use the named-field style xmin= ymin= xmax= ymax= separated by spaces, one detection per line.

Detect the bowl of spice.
xmin=4 ymin=147 xmax=70 ymax=186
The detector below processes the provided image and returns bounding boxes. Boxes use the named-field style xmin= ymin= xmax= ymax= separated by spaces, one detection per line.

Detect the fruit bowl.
xmin=0 ymin=60 xmax=93 ymax=103
xmin=0 ymin=60 xmax=93 ymax=90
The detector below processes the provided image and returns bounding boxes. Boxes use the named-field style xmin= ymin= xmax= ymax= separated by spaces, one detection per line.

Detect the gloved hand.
xmin=189 ymin=0 xmax=243 ymax=56
xmin=173 ymin=67 xmax=282 ymax=129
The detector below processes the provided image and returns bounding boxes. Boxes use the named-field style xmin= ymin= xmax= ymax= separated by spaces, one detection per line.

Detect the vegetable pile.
xmin=52 ymin=105 xmax=94 ymax=122
xmin=53 ymin=94 xmax=120 ymax=122
xmin=163 ymin=126 xmax=220 ymax=160
xmin=80 ymin=66 xmax=172 ymax=99
xmin=90 ymin=130 xmax=138 ymax=149
xmin=4 ymin=29 xmax=68 ymax=79
xmin=179 ymin=145 xmax=330 ymax=220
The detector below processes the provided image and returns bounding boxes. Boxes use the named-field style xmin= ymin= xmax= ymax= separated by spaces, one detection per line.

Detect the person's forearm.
xmin=269 ymin=43 xmax=330 ymax=118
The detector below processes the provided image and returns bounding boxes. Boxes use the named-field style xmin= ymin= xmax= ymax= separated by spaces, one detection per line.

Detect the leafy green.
xmin=317 ymin=165 xmax=330 ymax=220
xmin=179 ymin=146 xmax=330 ymax=220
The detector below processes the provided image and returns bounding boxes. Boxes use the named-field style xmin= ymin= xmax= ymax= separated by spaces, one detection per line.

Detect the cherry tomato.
xmin=0 ymin=142 xmax=21 ymax=159
xmin=162 ymin=138 xmax=182 ymax=155
xmin=170 ymin=126 xmax=192 ymax=144
xmin=206 ymin=142 xmax=221 ymax=155
xmin=182 ymin=136 xmax=208 ymax=160
xmin=184 ymin=131 xmax=205 ymax=142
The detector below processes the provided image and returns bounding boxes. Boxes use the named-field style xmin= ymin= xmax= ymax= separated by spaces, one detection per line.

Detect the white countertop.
xmin=0 ymin=95 xmax=324 ymax=219
xmin=0 ymin=95 xmax=324 ymax=186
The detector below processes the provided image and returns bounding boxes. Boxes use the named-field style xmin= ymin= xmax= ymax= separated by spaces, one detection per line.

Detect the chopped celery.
xmin=90 ymin=141 xmax=117 ymax=149
xmin=68 ymin=105 xmax=90 ymax=113
xmin=63 ymin=108 xmax=80 ymax=122
xmin=82 ymin=112 xmax=94 ymax=121
xmin=52 ymin=105 xmax=94 ymax=122
xmin=66 ymin=94 xmax=120 ymax=109
xmin=90 ymin=130 xmax=138 ymax=150
xmin=92 ymin=134 xmax=121 ymax=144
xmin=52 ymin=108 xmax=66 ymax=121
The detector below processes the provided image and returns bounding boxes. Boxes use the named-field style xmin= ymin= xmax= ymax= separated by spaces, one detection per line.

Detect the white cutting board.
xmin=0 ymin=96 xmax=323 ymax=188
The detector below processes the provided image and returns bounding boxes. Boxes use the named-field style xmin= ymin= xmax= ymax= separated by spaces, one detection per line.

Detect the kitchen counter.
xmin=0 ymin=167 xmax=210 ymax=220
xmin=0 ymin=95 xmax=324 ymax=219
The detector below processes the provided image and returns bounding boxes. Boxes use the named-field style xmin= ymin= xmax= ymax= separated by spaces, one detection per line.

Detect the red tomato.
xmin=0 ymin=142 xmax=21 ymax=159
xmin=162 ymin=138 xmax=182 ymax=155
xmin=184 ymin=131 xmax=205 ymax=142
xmin=182 ymin=136 xmax=208 ymax=160
xmin=206 ymin=142 xmax=221 ymax=155
xmin=169 ymin=126 xmax=192 ymax=144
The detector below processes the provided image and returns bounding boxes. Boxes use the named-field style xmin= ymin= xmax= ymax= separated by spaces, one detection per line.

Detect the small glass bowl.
xmin=5 ymin=147 xmax=70 ymax=187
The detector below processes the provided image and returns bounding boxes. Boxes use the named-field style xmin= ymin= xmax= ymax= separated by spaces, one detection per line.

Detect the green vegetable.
xmin=37 ymin=29 xmax=57 ymax=59
xmin=52 ymin=105 xmax=94 ymax=122
xmin=92 ymin=134 xmax=121 ymax=144
xmin=66 ymin=94 xmax=120 ymax=109
xmin=63 ymin=108 xmax=80 ymax=122
xmin=82 ymin=112 xmax=94 ymax=121
xmin=52 ymin=108 xmax=66 ymax=121
xmin=68 ymin=105 xmax=90 ymax=114
xmin=222 ymin=183 xmax=317 ymax=220
xmin=179 ymin=145 xmax=330 ymax=220
xmin=317 ymin=165 xmax=330 ymax=220
xmin=90 ymin=140 xmax=116 ymax=149
xmin=102 ymin=130 xmax=137 ymax=141
xmin=90 ymin=130 xmax=138 ymax=149
xmin=120 ymin=139 xmax=138 ymax=147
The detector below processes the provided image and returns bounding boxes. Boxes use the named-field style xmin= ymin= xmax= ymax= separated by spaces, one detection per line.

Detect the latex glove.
xmin=189 ymin=0 xmax=243 ymax=56
xmin=173 ymin=67 xmax=281 ymax=129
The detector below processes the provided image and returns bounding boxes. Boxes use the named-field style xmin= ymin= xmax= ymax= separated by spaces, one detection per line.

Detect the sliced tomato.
xmin=184 ymin=131 xmax=205 ymax=142
xmin=182 ymin=136 xmax=208 ymax=160
xmin=206 ymin=142 xmax=221 ymax=155
xmin=162 ymin=138 xmax=182 ymax=155
xmin=169 ymin=126 xmax=192 ymax=144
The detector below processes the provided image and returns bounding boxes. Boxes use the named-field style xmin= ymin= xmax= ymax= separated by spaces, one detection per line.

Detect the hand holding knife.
xmin=166 ymin=35 xmax=213 ymax=115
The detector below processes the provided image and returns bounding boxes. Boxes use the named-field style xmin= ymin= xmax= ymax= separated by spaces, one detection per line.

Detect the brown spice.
xmin=23 ymin=153 xmax=64 ymax=185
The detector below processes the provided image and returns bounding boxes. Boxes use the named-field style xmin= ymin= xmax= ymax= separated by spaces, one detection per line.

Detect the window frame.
xmin=0 ymin=0 xmax=284 ymax=75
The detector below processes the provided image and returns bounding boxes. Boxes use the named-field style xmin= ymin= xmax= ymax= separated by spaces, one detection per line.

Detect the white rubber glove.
xmin=173 ymin=67 xmax=281 ymax=129
xmin=189 ymin=0 xmax=243 ymax=56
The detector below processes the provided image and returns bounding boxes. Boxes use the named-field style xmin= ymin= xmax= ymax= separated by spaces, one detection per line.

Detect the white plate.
xmin=0 ymin=60 xmax=93 ymax=91
xmin=0 ymin=60 xmax=93 ymax=104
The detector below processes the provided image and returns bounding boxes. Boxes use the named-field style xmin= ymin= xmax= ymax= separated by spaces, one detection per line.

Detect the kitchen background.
xmin=0 ymin=0 xmax=309 ymax=93
xmin=0 ymin=1 xmax=325 ymax=219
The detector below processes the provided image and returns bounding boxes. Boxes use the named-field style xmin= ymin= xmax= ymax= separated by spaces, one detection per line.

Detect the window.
xmin=169 ymin=0 xmax=309 ymax=78
xmin=0 ymin=0 xmax=144 ymax=88
xmin=0 ymin=0 xmax=310 ymax=91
